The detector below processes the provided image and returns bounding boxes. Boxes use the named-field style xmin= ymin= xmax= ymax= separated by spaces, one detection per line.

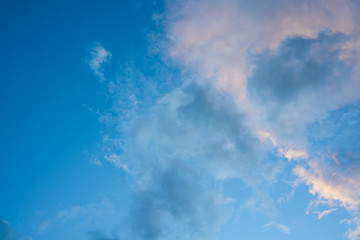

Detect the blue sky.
xmin=1 ymin=0 xmax=360 ymax=240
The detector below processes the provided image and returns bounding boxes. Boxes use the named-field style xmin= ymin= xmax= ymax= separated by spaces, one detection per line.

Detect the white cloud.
xmin=90 ymin=157 xmax=102 ymax=167
xmin=294 ymin=163 xmax=360 ymax=211
xmin=88 ymin=43 xmax=111 ymax=80
xmin=263 ymin=221 xmax=291 ymax=234
xmin=281 ymin=149 xmax=308 ymax=161
xmin=103 ymin=154 xmax=128 ymax=171
xmin=317 ymin=208 xmax=338 ymax=220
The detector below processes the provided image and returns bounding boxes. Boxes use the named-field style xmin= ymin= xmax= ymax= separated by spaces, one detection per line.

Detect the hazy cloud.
xmin=104 ymin=80 xmax=283 ymax=239
xmin=56 ymin=198 xmax=114 ymax=223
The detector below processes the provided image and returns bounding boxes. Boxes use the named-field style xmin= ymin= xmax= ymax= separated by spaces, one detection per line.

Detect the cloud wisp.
xmin=263 ymin=221 xmax=291 ymax=234
xmin=88 ymin=43 xmax=112 ymax=80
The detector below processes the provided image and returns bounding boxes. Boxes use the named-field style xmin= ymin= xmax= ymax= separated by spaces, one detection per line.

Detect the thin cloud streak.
xmin=263 ymin=221 xmax=291 ymax=234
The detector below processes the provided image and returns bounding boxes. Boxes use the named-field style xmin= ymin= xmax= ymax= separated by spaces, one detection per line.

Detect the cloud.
xmin=165 ymin=0 xmax=358 ymax=108
xmin=34 ymin=198 xmax=118 ymax=239
xmin=164 ymin=0 xmax=360 ymax=148
xmin=294 ymin=165 xmax=360 ymax=211
xmin=294 ymin=105 xmax=360 ymax=238
xmin=103 ymin=154 xmax=128 ymax=171
xmin=247 ymin=32 xmax=357 ymax=146
xmin=88 ymin=43 xmax=111 ymax=80
xmin=120 ymin=82 xmax=281 ymax=183
xmin=281 ymin=149 xmax=308 ymax=161
xmin=317 ymin=208 xmax=338 ymax=220
xmin=94 ymin=0 xmax=360 ymax=239
xmin=37 ymin=219 xmax=52 ymax=233
xmin=263 ymin=221 xmax=291 ymax=234
xmin=128 ymin=160 xmax=226 ymax=240
xmin=103 ymin=79 xmax=283 ymax=239
xmin=345 ymin=218 xmax=360 ymax=240
xmin=90 ymin=157 xmax=103 ymax=167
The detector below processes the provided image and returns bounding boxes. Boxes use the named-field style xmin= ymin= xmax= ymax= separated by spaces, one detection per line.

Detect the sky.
xmin=1 ymin=0 xmax=360 ymax=239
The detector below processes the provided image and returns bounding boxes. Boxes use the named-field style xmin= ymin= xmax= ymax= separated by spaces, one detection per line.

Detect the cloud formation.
xmin=96 ymin=0 xmax=360 ymax=239
xmin=108 ymin=81 xmax=283 ymax=239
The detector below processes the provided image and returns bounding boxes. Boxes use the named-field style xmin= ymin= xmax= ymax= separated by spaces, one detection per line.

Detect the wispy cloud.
xmin=90 ymin=157 xmax=103 ymax=167
xmin=263 ymin=221 xmax=291 ymax=234
xmin=88 ymin=43 xmax=111 ymax=80
xmin=37 ymin=219 xmax=52 ymax=233
xmin=56 ymin=198 xmax=114 ymax=223
xmin=36 ymin=198 xmax=116 ymax=238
